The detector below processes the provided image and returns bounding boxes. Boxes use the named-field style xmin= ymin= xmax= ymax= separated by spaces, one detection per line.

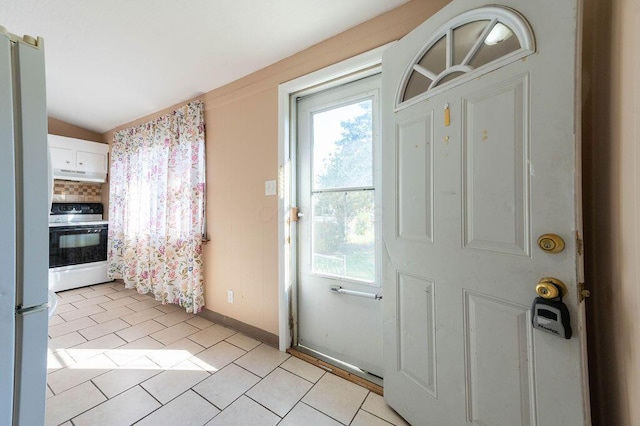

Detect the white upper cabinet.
xmin=50 ymin=145 xmax=74 ymax=168
xmin=48 ymin=134 xmax=109 ymax=183
xmin=76 ymin=150 xmax=106 ymax=173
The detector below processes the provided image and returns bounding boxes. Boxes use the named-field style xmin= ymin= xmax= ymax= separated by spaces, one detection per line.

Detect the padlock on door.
xmin=531 ymin=277 xmax=572 ymax=339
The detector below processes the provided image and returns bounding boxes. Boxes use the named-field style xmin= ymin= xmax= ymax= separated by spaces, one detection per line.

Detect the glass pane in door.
xmin=310 ymin=96 xmax=376 ymax=283
xmin=312 ymin=100 xmax=373 ymax=190
xmin=312 ymin=191 xmax=375 ymax=282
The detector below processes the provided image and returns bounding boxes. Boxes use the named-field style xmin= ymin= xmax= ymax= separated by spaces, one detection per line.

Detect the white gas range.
xmin=48 ymin=202 xmax=113 ymax=292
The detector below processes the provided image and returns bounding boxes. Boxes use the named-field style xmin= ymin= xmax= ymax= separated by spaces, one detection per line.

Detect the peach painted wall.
xmin=583 ymin=0 xmax=640 ymax=424
xmin=48 ymin=117 xmax=103 ymax=142
xmin=103 ymin=0 xmax=450 ymax=335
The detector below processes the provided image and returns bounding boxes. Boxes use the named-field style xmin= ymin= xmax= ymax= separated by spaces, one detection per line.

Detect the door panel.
xmin=396 ymin=271 xmax=436 ymax=396
xmin=463 ymin=291 xmax=535 ymax=426
xmin=382 ymin=1 xmax=587 ymax=425
xmin=463 ymin=75 xmax=529 ymax=255
xmin=396 ymin=113 xmax=434 ymax=242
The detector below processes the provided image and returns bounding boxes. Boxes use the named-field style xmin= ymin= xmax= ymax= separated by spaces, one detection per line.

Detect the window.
xmin=311 ymin=99 xmax=375 ymax=282
xmin=398 ymin=6 xmax=535 ymax=106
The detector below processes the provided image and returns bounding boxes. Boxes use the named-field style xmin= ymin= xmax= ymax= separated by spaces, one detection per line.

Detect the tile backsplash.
xmin=53 ymin=180 xmax=103 ymax=203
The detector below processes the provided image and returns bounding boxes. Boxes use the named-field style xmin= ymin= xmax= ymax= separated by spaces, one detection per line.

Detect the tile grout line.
xmin=226 ymin=355 xmax=296 ymax=421
xmin=243 ymin=392 xmax=284 ymax=420
xmin=136 ymin=386 xmax=220 ymax=425
xmin=278 ymin=363 xmax=327 ymax=387
xmin=138 ymin=383 xmax=164 ymax=407
xmin=58 ymin=382 xmax=107 ymax=425
xmin=186 ymin=349 xmax=277 ymax=415
xmin=90 ymin=377 xmax=111 ymax=401
xmin=241 ymin=362 xmax=319 ymax=422
xmin=271 ymin=369 xmax=334 ymax=424
xmin=358 ymin=400 xmax=401 ymax=426
xmin=348 ymin=391 xmax=373 ymax=426
xmin=300 ymin=372 xmax=371 ymax=426
xmin=68 ymin=384 xmax=142 ymax=425
xmin=356 ymin=390 xmax=372 ymax=419
xmin=189 ymin=390 xmax=221 ymax=425
xmin=219 ymin=334 xmax=253 ymax=352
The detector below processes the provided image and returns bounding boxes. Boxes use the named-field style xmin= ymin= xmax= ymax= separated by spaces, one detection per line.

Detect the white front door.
xmin=382 ymin=1 xmax=588 ymax=425
xmin=296 ymin=74 xmax=383 ymax=377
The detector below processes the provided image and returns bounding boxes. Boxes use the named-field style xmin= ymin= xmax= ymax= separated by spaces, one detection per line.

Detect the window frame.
xmin=395 ymin=6 xmax=536 ymax=111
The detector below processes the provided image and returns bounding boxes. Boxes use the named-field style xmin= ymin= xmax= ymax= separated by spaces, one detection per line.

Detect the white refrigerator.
xmin=0 ymin=27 xmax=50 ymax=425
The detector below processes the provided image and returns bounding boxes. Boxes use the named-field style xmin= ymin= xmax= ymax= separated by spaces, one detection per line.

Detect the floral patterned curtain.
xmin=107 ymin=101 xmax=205 ymax=313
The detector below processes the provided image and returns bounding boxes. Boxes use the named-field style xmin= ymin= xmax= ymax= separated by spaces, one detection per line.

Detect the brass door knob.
xmin=536 ymin=277 xmax=567 ymax=299
xmin=537 ymin=234 xmax=565 ymax=253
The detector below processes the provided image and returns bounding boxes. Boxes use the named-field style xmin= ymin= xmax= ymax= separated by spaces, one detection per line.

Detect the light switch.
xmin=265 ymin=180 xmax=277 ymax=196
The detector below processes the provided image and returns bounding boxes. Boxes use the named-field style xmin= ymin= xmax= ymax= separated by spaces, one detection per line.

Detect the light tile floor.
xmin=46 ymin=282 xmax=409 ymax=426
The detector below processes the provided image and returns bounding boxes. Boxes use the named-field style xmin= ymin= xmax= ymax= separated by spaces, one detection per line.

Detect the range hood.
xmin=52 ymin=168 xmax=107 ymax=183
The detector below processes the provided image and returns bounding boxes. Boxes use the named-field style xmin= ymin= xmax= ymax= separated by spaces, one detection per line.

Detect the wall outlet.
xmin=227 ymin=290 xmax=234 ymax=303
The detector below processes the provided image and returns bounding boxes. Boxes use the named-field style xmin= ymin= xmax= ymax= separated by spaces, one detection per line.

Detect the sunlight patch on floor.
xmin=48 ymin=348 xmax=218 ymax=372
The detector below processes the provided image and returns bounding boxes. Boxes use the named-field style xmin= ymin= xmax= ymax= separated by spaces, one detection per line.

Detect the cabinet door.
xmin=50 ymin=146 xmax=74 ymax=169
xmin=76 ymin=150 xmax=106 ymax=173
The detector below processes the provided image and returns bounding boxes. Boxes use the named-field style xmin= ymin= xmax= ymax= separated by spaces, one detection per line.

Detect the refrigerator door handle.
xmin=15 ymin=303 xmax=48 ymax=315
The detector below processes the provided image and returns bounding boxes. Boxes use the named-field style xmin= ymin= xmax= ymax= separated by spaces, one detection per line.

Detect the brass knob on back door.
xmin=537 ymin=234 xmax=565 ymax=253
xmin=536 ymin=277 xmax=567 ymax=299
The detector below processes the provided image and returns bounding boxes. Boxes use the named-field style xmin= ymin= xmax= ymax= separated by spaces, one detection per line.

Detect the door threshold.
xmin=288 ymin=346 xmax=383 ymax=395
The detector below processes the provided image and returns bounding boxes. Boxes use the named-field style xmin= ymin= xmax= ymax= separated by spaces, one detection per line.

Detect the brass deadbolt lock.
xmin=535 ymin=277 xmax=568 ymax=300
xmin=537 ymin=234 xmax=565 ymax=253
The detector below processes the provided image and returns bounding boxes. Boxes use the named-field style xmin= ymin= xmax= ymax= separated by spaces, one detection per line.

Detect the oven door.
xmin=49 ymin=224 xmax=108 ymax=268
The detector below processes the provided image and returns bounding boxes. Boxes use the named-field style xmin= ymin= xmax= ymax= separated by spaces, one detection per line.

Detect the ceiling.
xmin=1 ymin=0 xmax=408 ymax=133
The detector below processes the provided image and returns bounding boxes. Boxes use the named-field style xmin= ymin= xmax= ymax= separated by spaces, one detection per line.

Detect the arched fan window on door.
xmin=397 ymin=6 xmax=536 ymax=108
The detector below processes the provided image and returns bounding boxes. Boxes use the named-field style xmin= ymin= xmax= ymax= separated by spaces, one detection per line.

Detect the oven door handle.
xmin=49 ymin=225 xmax=108 ymax=232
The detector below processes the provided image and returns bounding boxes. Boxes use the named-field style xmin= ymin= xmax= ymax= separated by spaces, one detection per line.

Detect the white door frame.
xmin=277 ymin=44 xmax=393 ymax=351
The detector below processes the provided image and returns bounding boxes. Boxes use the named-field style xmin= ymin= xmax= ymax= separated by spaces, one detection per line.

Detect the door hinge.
xmin=578 ymin=282 xmax=591 ymax=302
